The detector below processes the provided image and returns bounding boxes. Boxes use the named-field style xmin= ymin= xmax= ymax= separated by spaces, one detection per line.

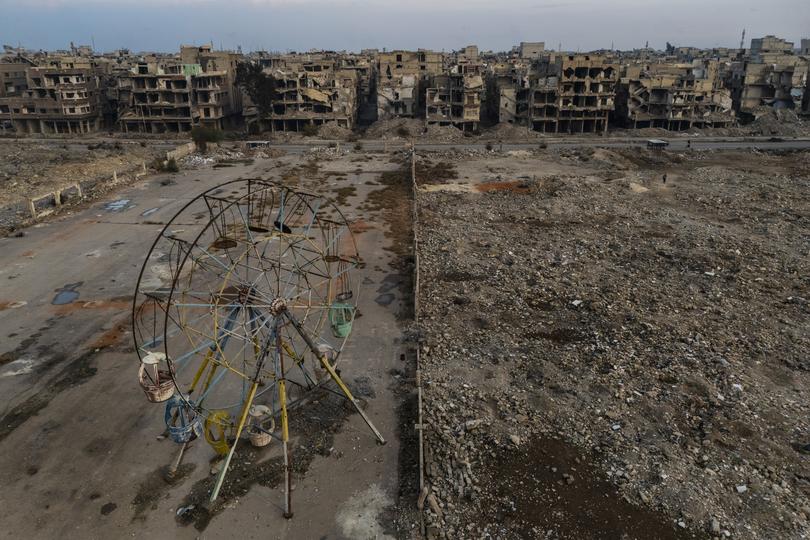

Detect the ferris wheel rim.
xmin=142 ymin=179 xmax=359 ymax=416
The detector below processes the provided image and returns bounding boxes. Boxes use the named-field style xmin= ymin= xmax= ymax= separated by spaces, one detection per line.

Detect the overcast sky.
xmin=1 ymin=0 xmax=808 ymax=53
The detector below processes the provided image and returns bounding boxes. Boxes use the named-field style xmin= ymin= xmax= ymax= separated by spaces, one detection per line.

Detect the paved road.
xmin=244 ymin=137 xmax=810 ymax=154
xmin=3 ymin=134 xmax=810 ymax=154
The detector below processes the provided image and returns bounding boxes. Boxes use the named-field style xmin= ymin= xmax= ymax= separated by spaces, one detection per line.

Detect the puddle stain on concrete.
xmin=0 ymin=300 xmax=27 ymax=311
xmin=0 ymin=349 xmax=98 ymax=443
xmin=374 ymin=292 xmax=396 ymax=306
xmin=52 ymin=282 xmax=83 ymax=305
xmin=377 ymin=273 xmax=403 ymax=294
xmin=173 ymin=388 xmax=358 ymax=531
xmin=131 ymin=463 xmax=197 ymax=522
xmin=336 ymin=484 xmax=395 ymax=540
xmin=104 ymin=199 xmax=133 ymax=212
xmin=0 ymin=357 xmax=35 ymax=377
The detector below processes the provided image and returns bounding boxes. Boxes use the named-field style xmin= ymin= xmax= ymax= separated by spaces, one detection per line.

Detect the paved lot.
xmin=0 ymin=151 xmax=410 ymax=538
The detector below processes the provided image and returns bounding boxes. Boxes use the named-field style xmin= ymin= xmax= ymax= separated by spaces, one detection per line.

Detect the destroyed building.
xmin=497 ymin=54 xmax=618 ymax=133
xmin=333 ymin=52 xmax=376 ymax=124
xmin=556 ymin=54 xmax=618 ymax=133
xmin=117 ymin=45 xmax=243 ymax=133
xmin=425 ymin=71 xmax=484 ymax=132
xmin=519 ymin=42 xmax=546 ymax=60
xmin=615 ymin=60 xmax=735 ymax=129
xmin=729 ymin=36 xmax=809 ymax=117
xmin=377 ymin=50 xmax=443 ymax=118
xmin=0 ymin=56 xmax=32 ymax=131
xmin=118 ymin=63 xmax=199 ymax=133
xmin=241 ymin=55 xmax=359 ymax=133
xmin=0 ymin=55 xmax=104 ymax=134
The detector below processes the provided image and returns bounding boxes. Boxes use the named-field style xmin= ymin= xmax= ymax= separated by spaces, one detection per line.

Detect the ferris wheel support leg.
xmin=166 ymin=440 xmax=189 ymax=480
xmin=283 ymin=309 xmax=386 ymax=445
xmin=209 ymin=381 xmax=259 ymax=504
xmin=279 ymin=375 xmax=293 ymax=519
xmin=318 ymin=355 xmax=386 ymax=445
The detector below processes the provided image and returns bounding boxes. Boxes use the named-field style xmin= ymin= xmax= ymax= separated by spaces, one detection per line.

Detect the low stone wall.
xmin=165 ymin=142 xmax=196 ymax=162
xmin=0 ymin=140 xmax=198 ymax=231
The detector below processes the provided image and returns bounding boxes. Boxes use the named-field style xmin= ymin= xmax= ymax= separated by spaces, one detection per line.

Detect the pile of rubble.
xmin=318 ymin=121 xmax=353 ymax=139
xmin=414 ymin=150 xmax=810 ymax=539
xmin=425 ymin=124 xmax=466 ymax=142
xmin=747 ymin=109 xmax=810 ymax=137
xmin=180 ymin=154 xmax=216 ymax=168
xmin=480 ymin=122 xmax=545 ymax=140
xmin=308 ymin=145 xmax=349 ymax=159
xmin=364 ymin=118 xmax=426 ymax=140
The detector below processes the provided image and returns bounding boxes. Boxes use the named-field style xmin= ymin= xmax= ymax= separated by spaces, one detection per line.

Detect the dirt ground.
xmin=413 ymin=146 xmax=810 ymax=539
xmin=0 ymin=140 xmax=161 ymax=207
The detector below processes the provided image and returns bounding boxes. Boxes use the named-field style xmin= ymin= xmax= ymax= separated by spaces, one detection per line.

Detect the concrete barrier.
xmin=165 ymin=141 xmax=218 ymax=163
xmin=26 ymin=182 xmax=84 ymax=219
xmin=410 ymin=145 xmax=428 ymax=537
xmin=165 ymin=142 xmax=196 ymax=162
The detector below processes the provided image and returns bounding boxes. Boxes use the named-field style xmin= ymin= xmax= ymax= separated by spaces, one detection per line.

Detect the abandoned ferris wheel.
xmin=132 ymin=179 xmax=384 ymax=518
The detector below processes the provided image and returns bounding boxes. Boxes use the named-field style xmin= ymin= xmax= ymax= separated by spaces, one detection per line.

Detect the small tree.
xmin=191 ymin=126 xmax=224 ymax=152
xmin=302 ymin=123 xmax=318 ymax=137
xmin=235 ymin=61 xmax=278 ymax=119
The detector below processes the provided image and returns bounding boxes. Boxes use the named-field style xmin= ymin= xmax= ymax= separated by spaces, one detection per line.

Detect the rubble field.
xmin=0 ymin=140 xmax=161 ymax=208
xmin=413 ymin=147 xmax=809 ymax=539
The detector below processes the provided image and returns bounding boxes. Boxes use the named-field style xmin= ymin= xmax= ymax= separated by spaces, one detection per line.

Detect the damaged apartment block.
xmin=426 ymin=48 xmax=484 ymax=132
xmin=616 ymin=60 xmax=735 ymax=130
xmin=729 ymin=36 xmax=808 ymax=120
xmin=118 ymin=44 xmax=243 ymax=134
xmin=242 ymin=53 xmax=361 ymax=133
xmin=0 ymin=56 xmax=103 ymax=134
xmin=498 ymin=54 xmax=618 ymax=133
xmin=557 ymin=55 xmax=618 ymax=133
xmin=377 ymin=50 xmax=443 ymax=118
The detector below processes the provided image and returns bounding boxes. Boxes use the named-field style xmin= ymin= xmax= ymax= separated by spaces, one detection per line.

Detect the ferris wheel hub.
xmin=269 ymin=297 xmax=287 ymax=316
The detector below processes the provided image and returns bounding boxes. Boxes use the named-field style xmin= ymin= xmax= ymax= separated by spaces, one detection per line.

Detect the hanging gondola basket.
xmin=164 ymin=395 xmax=202 ymax=444
xmin=138 ymin=352 xmax=175 ymax=403
xmin=328 ymin=301 xmax=355 ymax=338
xmin=248 ymin=405 xmax=275 ymax=447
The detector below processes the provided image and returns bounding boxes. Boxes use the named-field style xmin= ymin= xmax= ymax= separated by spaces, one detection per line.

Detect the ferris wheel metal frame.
xmin=132 ymin=178 xmax=385 ymax=518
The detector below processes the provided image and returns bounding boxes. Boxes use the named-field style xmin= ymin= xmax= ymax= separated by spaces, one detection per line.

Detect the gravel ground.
xmin=413 ymin=148 xmax=810 ymax=539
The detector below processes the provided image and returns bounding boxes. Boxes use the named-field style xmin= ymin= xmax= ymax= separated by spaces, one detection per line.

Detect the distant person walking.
xmin=663 ymin=173 xmax=667 ymax=184
xmin=687 ymin=139 xmax=691 ymax=148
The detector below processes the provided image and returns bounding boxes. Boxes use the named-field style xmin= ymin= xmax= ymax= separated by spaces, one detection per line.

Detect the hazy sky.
xmin=1 ymin=0 xmax=808 ymax=53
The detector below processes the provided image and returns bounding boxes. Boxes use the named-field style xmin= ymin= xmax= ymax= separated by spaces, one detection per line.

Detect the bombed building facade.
xmin=616 ymin=61 xmax=735 ymax=129
xmin=496 ymin=54 xmax=618 ymax=133
xmin=720 ymin=35 xmax=809 ymax=121
xmin=117 ymin=45 xmax=243 ymax=133
xmin=1 ymin=34 xmax=809 ymax=136
xmin=376 ymin=50 xmax=443 ymax=119
xmin=0 ymin=55 xmax=105 ymax=134
xmin=425 ymin=48 xmax=485 ymax=132
xmin=240 ymin=52 xmax=362 ymax=133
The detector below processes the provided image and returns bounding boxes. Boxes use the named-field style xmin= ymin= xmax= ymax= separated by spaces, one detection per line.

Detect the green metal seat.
xmin=329 ymin=301 xmax=355 ymax=338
